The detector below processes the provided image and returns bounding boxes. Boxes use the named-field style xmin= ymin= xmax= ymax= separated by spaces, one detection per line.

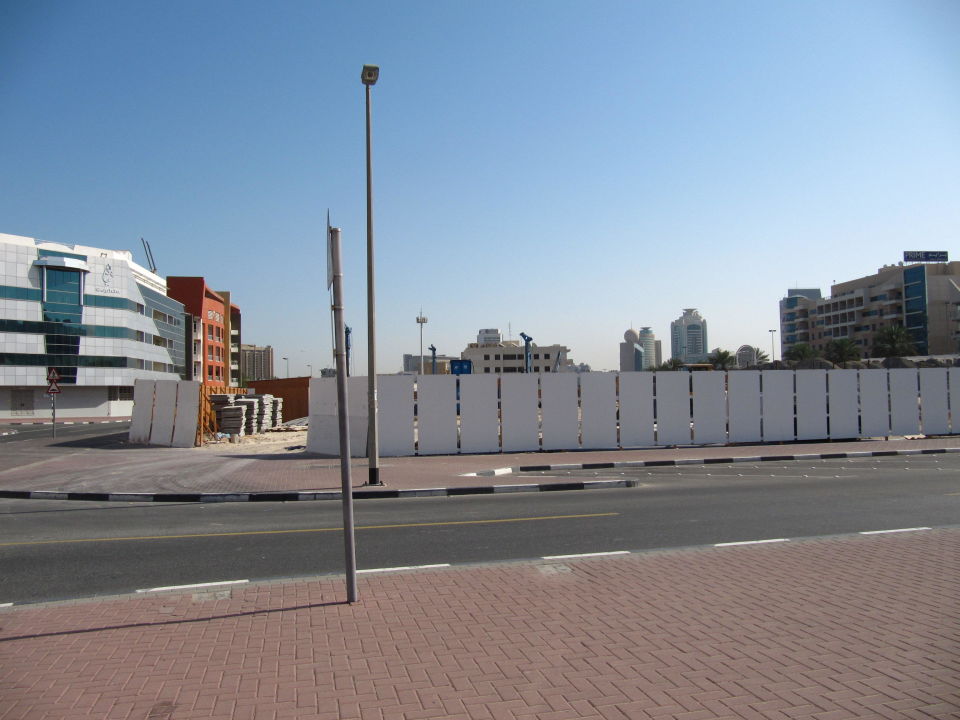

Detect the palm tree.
xmin=708 ymin=349 xmax=736 ymax=370
xmin=754 ymin=347 xmax=770 ymax=365
xmin=823 ymin=338 xmax=861 ymax=366
xmin=656 ymin=358 xmax=687 ymax=371
xmin=784 ymin=343 xmax=818 ymax=362
xmin=872 ymin=325 xmax=916 ymax=358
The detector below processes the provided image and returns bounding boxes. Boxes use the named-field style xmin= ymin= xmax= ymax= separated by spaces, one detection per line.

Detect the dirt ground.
xmin=195 ymin=427 xmax=309 ymax=455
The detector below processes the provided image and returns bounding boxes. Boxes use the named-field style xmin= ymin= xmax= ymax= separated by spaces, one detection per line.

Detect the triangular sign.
xmin=47 ymin=368 xmax=60 ymax=382
xmin=47 ymin=381 xmax=61 ymax=394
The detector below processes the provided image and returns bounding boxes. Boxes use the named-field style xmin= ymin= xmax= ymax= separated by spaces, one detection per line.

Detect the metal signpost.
xmin=46 ymin=368 xmax=60 ymax=438
xmin=328 ymin=223 xmax=359 ymax=603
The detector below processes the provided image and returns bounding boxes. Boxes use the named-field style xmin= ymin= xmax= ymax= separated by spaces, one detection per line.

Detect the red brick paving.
xmin=2 ymin=529 xmax=958 ymax=719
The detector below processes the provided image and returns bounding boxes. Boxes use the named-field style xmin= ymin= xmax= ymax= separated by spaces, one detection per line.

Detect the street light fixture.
xmin=282 ymin=356 xmax=289 ymax=378
xmin=362 ymin=64 xmax=382 ymax=486
xmin=416 ymin=310 xmax=428 ymax=375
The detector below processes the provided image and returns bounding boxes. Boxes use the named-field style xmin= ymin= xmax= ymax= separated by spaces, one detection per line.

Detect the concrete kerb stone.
xmin=2 ymin=445 xmax=957 ymax=503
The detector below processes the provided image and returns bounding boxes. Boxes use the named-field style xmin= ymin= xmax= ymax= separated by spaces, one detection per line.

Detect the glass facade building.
xmin=1 ymin=232 xmax=186 ymax=418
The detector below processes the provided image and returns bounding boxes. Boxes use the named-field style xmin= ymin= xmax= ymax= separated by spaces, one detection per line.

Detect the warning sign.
xmin=47 ymin=381 xmax=61 ymax=394
xmin=47 ymin=368 xmax=60 ymax=382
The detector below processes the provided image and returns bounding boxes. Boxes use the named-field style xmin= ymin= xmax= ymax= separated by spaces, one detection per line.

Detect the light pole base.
xmin=367 ymin=467 xmax=383 ymax=486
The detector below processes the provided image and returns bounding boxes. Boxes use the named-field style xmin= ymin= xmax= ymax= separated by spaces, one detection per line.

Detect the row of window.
xmin=481 ymin=352 xmax=552 ymax=361
xmin=0 ymin=319 xmax=182 ymax=349
xmin=0 ymin=353 xmax=179 ymax=373
xmin=482 ymin=367 xmax=553 ymax=373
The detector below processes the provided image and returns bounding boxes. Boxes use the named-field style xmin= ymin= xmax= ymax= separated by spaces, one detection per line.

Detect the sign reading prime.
xmin=904 ymin=251 xmax=949 ymax=263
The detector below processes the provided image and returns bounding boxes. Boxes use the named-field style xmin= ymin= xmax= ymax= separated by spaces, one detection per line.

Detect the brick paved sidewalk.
xmin=2 ymin=529 xmax=957 ymax=719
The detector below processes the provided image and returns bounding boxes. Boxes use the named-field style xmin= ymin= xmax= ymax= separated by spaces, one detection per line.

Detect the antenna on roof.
xmin=141 ymin=238 xmax=158 ymax=273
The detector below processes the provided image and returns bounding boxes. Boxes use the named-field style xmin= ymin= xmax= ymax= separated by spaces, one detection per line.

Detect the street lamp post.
xmin=769 ymin=329 xmax=777 ymax=362
xmin=362 ymin=64 xmax=382 ymax=486
xmin=416 ymin=310 xmax=428 ymax=374
xmin=282 ymin=356 xmax=289 ymax=378
xmin=307 ymin=364 xmax=313 ymax=377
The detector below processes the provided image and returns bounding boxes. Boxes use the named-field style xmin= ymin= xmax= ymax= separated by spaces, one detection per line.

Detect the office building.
xmin=461 ymin=329 xmax=572 ymax=374
xmin=670 ymin=309 xmax=709 ymax=363
xmin=0 ymin=232 xmax=185 ymax=418
xmin=619 ymin=327 xmax=661 ymax=371
xmin=402 ymin=353 xmax=457 ymax=374
xmin=780 ymin=261 xmax=960 ymax=357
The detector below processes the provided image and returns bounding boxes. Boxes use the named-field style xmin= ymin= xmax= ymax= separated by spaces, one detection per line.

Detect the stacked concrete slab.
xmin=234 ymin=397 xmax=261 ymax=435
xmin=272 ymin=397 xmax=283 ymax=426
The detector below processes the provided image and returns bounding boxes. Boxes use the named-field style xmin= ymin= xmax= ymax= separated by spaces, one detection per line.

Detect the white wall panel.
xmin=827 ymin=370 xmax=859 ymax=439
xmin=728 ymin=371 xmax=762 ymax=443
xmin=859 ymin=370 xmax=889 ymax=437
xmin=580 ymin=372 xmax=618 ymax=449
xmin=795 ymin=370 xmax=828 ymax=441
xmin=417 ymin=375 xmax=459 ymax=455
xmin=306 ymin=376 xmax=368 ymax=457
xmin=918 ymin=368 xmax=949 ymax=436
xmin=619 ymin=373 xmax=655 ymax=447
xmin=129 ymin=379 xmax=155 ymax=443
xmin=148 ymin=380 xmax=178 ymax=446
xmin=889 ymin=369 xmax=920 ymax=436
xmin=655 ymin=372 xmax=691 ymax=446
xmin=692 ymin=372 xmax=726 ymax=444
xmin=459 ymin=374 xmax=500 ymax=453
xmin=762 ymin=371 xmax=795 ymax=442
xmin=501 ymin=375 xmax=540 ymax=452
xmin=379 ymin=375 xmax=414 ymax=456
xmin=950 ymin=368 xmax=960 ymax=434
xmin=171 ymin=381 xmax=200 ymax=448
xmin=541 ymin=373 xmax=580 ymax=450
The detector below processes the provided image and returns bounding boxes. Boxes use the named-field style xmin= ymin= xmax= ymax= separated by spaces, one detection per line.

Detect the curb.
xmin=0 ymin=420 xmax=129 ymax=426
xmin=1 ymin=446 xmax=957 ymax=503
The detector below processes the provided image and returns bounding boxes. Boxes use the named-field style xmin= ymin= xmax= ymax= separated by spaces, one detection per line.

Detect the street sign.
xmin=47 ymin=381 xmax=61 ymax=394
xmin=450 ymin=359 xmax=473 ymax=375
xmin=904 ymin=251 xmax=948 ymax=263
xmin=46 ymin=368 xmax=60 ymax=382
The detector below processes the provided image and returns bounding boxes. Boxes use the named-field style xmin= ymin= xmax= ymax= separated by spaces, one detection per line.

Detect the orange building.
xmin=166 ymin=277 xmax=238 ymax=387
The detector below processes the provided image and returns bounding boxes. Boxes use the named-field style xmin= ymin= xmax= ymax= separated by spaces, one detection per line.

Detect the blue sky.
xmin=2 ymin=1 xmax=958 ymax=373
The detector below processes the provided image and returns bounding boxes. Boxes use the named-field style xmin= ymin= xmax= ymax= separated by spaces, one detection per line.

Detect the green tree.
xmin=708 ymin=349 xmax=736 ymax=370
xmin=872 ymin=325 xmax=917 ymax=358
xmin=784 ymin=343 xmax=818 ymax=362
xmin=823 ymin=338 xmax=861 ymax=366
xmin=656 ymin=358 xmax=687 ymax=371
xmin=754 ymin=347 xmax=770 ymax=365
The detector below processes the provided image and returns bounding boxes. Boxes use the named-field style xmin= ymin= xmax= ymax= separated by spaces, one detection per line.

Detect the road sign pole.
xmin=51 ymin=392 xmax=56 ymax=439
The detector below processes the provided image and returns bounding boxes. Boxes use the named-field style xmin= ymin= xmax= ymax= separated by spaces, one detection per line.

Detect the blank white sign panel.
xmin=761 ymin=371 xmax=794 ymax=442
xmin=580 ymin=372 xmax=618 ymax=449
xmin=858 ymin=370 xmax=889 ymax=438
xmin=951 ymin=368 xmax=960 ymax=434
xmin=379 ymin=375 xmax=415 ymax=456
xmin=827 ymin=370 xmax=859 ymax=439
xmin=417 ymin=375 xmax=458 ymax=455
xmin=795 ymin=370 xmax=827 ymax=441
xmin=459 ymin=374 xmax=500 ymax=453
xmin=149 ymin=380 xmax=179 ymax=446
xmin=728 ymin=371 xmax=761 ymax=443
xmin=541 ymin=373 xmax=580 ymax=450
xmin=619 ymin=373 xmax=654 ymax=447
xmin=692 ymin=372 xmax=726 ymax=445
xmin=918 ymin=368 xmax=948 ymax=436
xmin=889 ymin=369 xmax=920 ymax=436
xmin=500 ymin=374 xmax=540 ymax=452
xmin=655 ymin=372 xmax=690 ymax=446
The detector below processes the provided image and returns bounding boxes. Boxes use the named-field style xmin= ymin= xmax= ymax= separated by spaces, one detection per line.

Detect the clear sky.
xmin=2 ymin=1 xmax=958 ymax=374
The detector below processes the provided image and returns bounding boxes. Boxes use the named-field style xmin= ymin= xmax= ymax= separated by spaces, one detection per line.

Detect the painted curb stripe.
xmin=859 ymin=527 xmax=931 ymax=535
xmin=136 ymin=579 xmax=248 ymax=593
xmin=357 ymin=564 xmax=451 ymax=574
xmin=1 ymin=447 xmax=957 ymax=503
xmin=714 ymin=538 xmax=789 ymax=547
xmin=542 ymin=551 xmax=630 ymax=559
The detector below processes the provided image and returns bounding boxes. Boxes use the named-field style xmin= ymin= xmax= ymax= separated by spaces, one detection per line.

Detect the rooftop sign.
xmin=904 ymin=251 xmax=948 ymax=263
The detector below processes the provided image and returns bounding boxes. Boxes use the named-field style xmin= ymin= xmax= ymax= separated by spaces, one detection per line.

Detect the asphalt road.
xmin=1 ymin=454 xmax=958 ymax=605
xmin=0 ymin=421 xmax=130 ymax=446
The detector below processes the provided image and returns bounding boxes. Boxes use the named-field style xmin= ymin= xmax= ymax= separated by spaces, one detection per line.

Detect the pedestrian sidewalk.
xmin=2 ymin=528 xmax=957 ymax=719
xmin=1 ymin=433 xmax=960 ymax=499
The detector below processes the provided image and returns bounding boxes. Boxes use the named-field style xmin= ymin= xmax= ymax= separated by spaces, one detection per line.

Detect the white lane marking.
xmin=0 ymin=602 xmax=13 ymax=607
xmin=136 ymin=579 xmax=249 ymax=593
xmin=859 ymin=527 xmax=931 ymax=535
xmin=541 ymin=551 xmax=631 ymax=560
xmin=357 ymin=563 xmax=451 ymax=574
xmin=714 ymin=538 xmax=789 ymax=547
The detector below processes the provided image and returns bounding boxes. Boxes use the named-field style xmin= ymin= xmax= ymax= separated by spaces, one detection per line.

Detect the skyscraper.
xmin=670 ymin=308 xmax=708 ymax=363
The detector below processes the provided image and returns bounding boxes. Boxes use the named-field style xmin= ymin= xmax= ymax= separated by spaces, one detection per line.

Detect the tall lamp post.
xmin=362 ymin=64 xmax=382 ymax=486
xmin=282 ymin=356 xmax=289 ymax=378
xmin=769 ymin=329 xmax=777 ymax=362
xmin=416 ymin=310 xmax=428 ymax=374
xmin=307 ymin=364 xmax=313 ymax=377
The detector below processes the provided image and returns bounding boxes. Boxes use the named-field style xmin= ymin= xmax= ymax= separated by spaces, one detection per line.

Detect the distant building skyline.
xmin=671 ymin=309 xmax=709 ymax=364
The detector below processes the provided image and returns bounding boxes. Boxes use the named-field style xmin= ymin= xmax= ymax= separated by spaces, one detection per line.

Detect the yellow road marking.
xmin=0 ymin=512 xmax=619 ymax=548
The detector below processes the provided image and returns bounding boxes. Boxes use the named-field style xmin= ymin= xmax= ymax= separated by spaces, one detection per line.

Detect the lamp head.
xmin=361 ymin=65 xmax=380 ymax=86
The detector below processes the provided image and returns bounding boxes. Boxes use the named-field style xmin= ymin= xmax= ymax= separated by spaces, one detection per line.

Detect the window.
xmin=207 ymin=347 xmax=213 ymax=361
xmin=45 ymin=268 xmax=82 ymax=305
xmin=108 ymin=386 xmax=134 ymax=401
xmin=533 ymin=353 xmax=540 ymax=359
xmin=207 ymin=324 xmax=214 ymax=341
xmin=544 ymin=353 xmax=550 ymax=359
xmin=483 ymin=354 xmax=490 ymax=360
xmin=495 ymin=354 xmax=500 ymax=360
xmin=484 ymin=367 xmax=490 ymax=373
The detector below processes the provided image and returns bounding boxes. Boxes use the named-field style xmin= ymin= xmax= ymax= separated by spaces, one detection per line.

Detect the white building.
xmin=1 ymin=232 xmax=186 ymax=419
xmin=670 ymin=308 xmax=709 ymax=363
xmin=461 ymin=329 xmax=572 ymax=374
